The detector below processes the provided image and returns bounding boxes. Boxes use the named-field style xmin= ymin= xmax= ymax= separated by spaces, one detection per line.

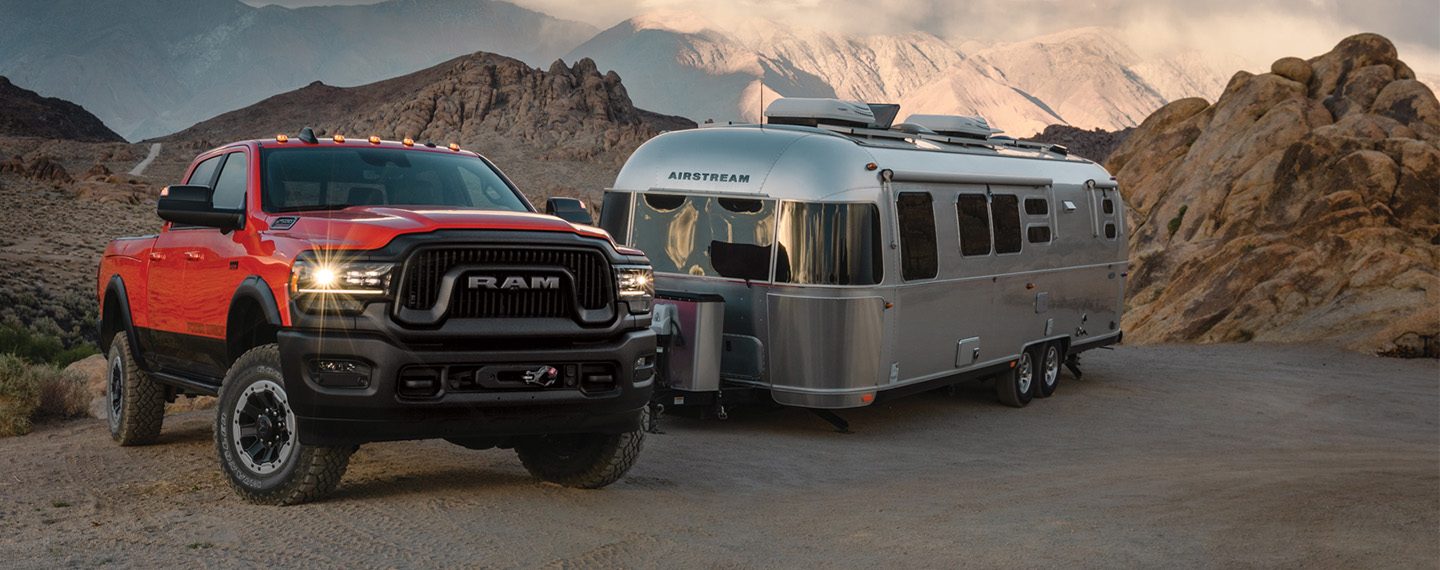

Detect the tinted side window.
xmin=211 ymin=152 xmax=248 ymax=210
xmin=1024 ymin=197 xmax=1049 ymax=216
xmin=956 ymin=194 xmax=991 ymax=257
xmin=1103 ymin=198 xmax=1115 ymax=215
xmin=1105 ymin=222 xmax=1117 ymax=239
xmin=185 ymin=155 xmax=224 ymax=187
xmin=1028 ymin=226 xmax=1052 ymax=243
xmin=896 ymin=192 xmax=937 ymax=280
xmin=991 ymin=194 xmax=1022 ymax=254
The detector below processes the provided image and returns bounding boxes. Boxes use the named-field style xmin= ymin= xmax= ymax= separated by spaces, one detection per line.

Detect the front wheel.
xmin=215 ymin=344 xmax=352 ymax=506
xmin=515 ymin=408 xmax=646 ymax=489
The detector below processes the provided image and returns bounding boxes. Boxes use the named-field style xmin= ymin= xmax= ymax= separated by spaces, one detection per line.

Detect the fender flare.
xmin=228 ymin=275 xmax=284 ymax=328
xmin=99 ymin=275 xmax=146 ymax=368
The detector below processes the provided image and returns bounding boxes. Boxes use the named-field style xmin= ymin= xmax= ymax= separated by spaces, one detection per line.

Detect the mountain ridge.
xmin=0 ymin=77 xmax=123 ymax=143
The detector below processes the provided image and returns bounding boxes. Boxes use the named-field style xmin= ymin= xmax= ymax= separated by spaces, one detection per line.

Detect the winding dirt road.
xmin=0 ymin=343 xmax=1435 ymax=568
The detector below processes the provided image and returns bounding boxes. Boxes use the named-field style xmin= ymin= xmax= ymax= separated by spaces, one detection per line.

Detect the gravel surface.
xmin=0 ymin=343 xmax=1435 ymax=568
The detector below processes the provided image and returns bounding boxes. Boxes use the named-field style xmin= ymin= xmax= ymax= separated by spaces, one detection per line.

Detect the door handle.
xmin=148 ymin=252 xmax=164 ymax=261
xmin=184 ymin=251 xmax=203 ymax=261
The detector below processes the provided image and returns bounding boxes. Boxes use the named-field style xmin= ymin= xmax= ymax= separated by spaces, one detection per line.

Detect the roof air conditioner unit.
xmin=905 ymin=114 xmax=1002 ymax=140
xmin=766 ymin=98 xmax=900 ymax=130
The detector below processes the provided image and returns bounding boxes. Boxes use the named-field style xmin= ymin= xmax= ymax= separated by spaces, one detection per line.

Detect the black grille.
xmin=400 ymin=247 xmax=611 ymax=319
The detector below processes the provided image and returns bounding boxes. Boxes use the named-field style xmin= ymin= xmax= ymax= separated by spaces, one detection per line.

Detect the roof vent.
xmin=766 ymin=98 xmax=901 ymax=130
xmin=904 ymin=114 xmax=1001 ymax=140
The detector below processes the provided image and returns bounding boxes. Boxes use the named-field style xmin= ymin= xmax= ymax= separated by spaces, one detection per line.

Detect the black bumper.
xmin=277 ymin=328 xmax=656 ymax=446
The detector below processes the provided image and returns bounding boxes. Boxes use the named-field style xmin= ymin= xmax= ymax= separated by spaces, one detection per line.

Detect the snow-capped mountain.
xmin=567 ymin=14 xmax=1240 ymax=136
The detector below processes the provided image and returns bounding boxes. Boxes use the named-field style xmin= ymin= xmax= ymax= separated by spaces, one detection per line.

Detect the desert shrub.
xmin=0 ymin=354 xmax=42 ymax=437
xmin=0 ymin=320 xmax=97 ymax=367
xmin=0 ymin=281 xmax=100 ymax=351
xmin=1167 ymin=205 xmax=1189 ymax=237
xmin=0 ymin=354 xmax=92 ymax=437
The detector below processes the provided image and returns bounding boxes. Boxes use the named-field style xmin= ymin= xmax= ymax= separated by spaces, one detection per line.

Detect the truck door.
xmin=145 ymin=153 xmax=224 ymax=371
xmin=176 ymin=150 xmax=252 ymax=379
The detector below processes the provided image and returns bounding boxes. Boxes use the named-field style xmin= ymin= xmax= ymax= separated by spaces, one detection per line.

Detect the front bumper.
xmin=277 ymin=327 xmax=656 ymax=446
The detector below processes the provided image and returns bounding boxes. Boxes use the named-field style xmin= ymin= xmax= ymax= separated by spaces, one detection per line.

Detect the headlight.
xmin=615 ymin=266 xmax=654 ymax=313
xmin=291 ymin=258 xmax=394 ymax=296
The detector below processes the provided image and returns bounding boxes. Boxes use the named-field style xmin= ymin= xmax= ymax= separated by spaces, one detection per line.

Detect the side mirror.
xmin=545 ymin=197 xmax=593 ymax=226
xmin=157 ymin=185 xmax=244 ymax=231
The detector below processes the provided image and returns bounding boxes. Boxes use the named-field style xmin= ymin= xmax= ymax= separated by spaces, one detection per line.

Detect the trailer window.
xmin=1103 ymin=198 xmax=1115 ymax=215
xmin=1027 ymin=225 xmax=1052 ymax=243
xmin=774 ymin=202 xmax=882 ymax=285
xmin=1105 ymin=222 xmax=1118 ymax=239
xmin=956 ymin=194 xmax=991 ymax=256
xmin=896 ymin=192 xmax=937 ymax=280
xmin=631 ymin=193 xmax=777 ymax=280
xmin=599 ymin=191 xmax=632 ymax=244
xmin=992 ymin=194 xmax=1022 ymax=254
xmin=1024 ymin=197 xmax=1049 ymax=216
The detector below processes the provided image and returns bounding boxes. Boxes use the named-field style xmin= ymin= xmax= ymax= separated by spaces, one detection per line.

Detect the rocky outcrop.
xmin=0 ymin=155 xmax=72 ymax=183
xmin=161 ymin=52 xmax=694 ymax=198
xmin=0 ymin=77 xmax=124 ymax=142
xmin=1026 ymin=125 xmax=1134 ymax=163
xmin=1107 ymin=34 xmax=1439 ymax=356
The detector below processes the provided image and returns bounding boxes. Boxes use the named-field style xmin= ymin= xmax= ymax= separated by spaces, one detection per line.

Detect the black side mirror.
xmin=157 ymin=185 xmax=244 ymax=231
xmin=545 ymin=197 xmax=593 ymax=226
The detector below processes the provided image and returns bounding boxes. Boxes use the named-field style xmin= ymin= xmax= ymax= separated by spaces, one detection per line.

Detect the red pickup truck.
xmin=96 ymin=130 xmax=657 ymax=505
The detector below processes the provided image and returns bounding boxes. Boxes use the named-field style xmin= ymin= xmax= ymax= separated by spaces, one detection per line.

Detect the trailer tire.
xmin=106 ymin=332 xmax=166 ymax=445
xmin=995 ymin=350 xmax=1036 ymax=408
xmin=515 ymin=407 xmax=646 ymax=489
xmin=216 ymin=344 xmax=352 ymax=506
xmin=1035 ymin=343 xmax=1062 ymax=399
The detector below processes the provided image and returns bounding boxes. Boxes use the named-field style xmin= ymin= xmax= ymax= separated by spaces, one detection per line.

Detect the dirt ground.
xmin=0 ymin=343 xmax=1435 ymax=568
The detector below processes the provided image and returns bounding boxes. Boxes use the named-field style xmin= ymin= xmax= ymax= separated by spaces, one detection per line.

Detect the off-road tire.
xmin=1035 ymin=343 xmax=1063 ymax=399
xmin=215 ymin=344 xmax=352 ymax=506
xmin=515 ymin=407 xmax=646 ymax=489
xmin=107 ymin=332 xmax=165 ymax=445
xmin=995 ymin=349 xmax=1036 ymax=408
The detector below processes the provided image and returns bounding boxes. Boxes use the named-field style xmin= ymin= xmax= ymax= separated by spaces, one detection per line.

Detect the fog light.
xmin=311 ymin=359 xmax=371 ymax=388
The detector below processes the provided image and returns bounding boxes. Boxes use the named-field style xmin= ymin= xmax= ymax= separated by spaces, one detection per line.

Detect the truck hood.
xmin=265 ymin=207 xmax=612 ymax=250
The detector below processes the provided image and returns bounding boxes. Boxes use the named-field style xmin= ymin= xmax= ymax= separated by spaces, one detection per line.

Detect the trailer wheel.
xmin=1035 ymin=343 xmax=1062 ymax=398
xmin=995 ymin=350 xmax=1035 ymax=408
xmin=515 ymin=407 xmax=646 ymax=489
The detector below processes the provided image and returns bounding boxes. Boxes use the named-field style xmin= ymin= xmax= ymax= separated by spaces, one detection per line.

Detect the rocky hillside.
xmin=0 ymin=77 xmax=122 ymax=142
xmin=162 ymin=52 xmax=694 ymax=200
xmin=0 ymin=0 xmax=598 ymax=140
xmin=1109 ymin=34 xmax=1439 ymax=357
xmin=1026 ymin=125 xmax=1133 ymax=163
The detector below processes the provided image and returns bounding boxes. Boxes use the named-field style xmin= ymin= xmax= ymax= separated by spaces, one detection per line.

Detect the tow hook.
xmin=522 ymin=365 xmax=559 ymax=387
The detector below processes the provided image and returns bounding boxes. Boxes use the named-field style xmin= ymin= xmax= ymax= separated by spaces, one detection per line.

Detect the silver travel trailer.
xmin=599 ymin=98 xmax=1127 ymax=419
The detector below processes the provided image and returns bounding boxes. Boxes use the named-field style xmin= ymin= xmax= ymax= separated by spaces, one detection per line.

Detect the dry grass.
xmin=0 ymin=353 xmax=91 ymax=437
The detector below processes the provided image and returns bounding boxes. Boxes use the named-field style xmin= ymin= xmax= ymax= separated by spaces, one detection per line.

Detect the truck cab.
xmin=97 ymin=131 xmax=656 ymax=504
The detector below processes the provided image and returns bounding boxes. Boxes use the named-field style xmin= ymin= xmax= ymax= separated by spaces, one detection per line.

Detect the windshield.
xmin=260 ymin=147 xmax=529 ymax=213
xmin=631 ymin=193 xmax=776 ymax=280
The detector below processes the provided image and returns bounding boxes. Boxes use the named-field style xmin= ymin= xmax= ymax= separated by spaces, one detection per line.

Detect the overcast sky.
xmin=246 ymin=0 xmax=1440 ymax=73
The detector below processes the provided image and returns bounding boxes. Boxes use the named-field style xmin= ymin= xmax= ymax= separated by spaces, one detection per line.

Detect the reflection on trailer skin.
xmin=604 ymin=99 xmax=1127 ymax=412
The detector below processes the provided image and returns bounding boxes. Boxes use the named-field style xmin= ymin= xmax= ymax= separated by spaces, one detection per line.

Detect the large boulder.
xmin=1108 ymin=33 xmax=1440 ymax=356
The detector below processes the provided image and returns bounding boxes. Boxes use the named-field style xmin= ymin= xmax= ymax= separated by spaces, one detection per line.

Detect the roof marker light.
xmin=402 ymin=137 xmax=414 ymax=146
xmin=369 ymin=136 xmax=381 ymax=144
xmin=448 ymin=143 xmax=460 ymax=151
xmin=332 ymin=134 xmax=345 ymax=143
xmin=275 ymin=134 xmax=289 ymax=143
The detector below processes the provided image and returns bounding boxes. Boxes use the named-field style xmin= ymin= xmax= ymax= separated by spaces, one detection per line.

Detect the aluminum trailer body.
xmin=601 ymin=103 xmax=1127 ymax=410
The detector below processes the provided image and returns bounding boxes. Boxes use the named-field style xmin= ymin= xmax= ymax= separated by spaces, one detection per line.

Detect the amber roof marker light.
xmin=403 ymin=137 xmax=415 ymax=147
xmin=275 ymin=134 xmax=289 ymax=143
xmin=332 ymin=134 xmax=346 ymax=143
xmin=369 ymin=135 xmax=381 ymax=144
xmin=448 ymin=143 xmax=460 ymax=151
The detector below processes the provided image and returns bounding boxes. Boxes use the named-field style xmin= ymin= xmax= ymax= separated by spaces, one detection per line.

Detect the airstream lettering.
xmin=604 ymin=98 xmax=1127 ymax=415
